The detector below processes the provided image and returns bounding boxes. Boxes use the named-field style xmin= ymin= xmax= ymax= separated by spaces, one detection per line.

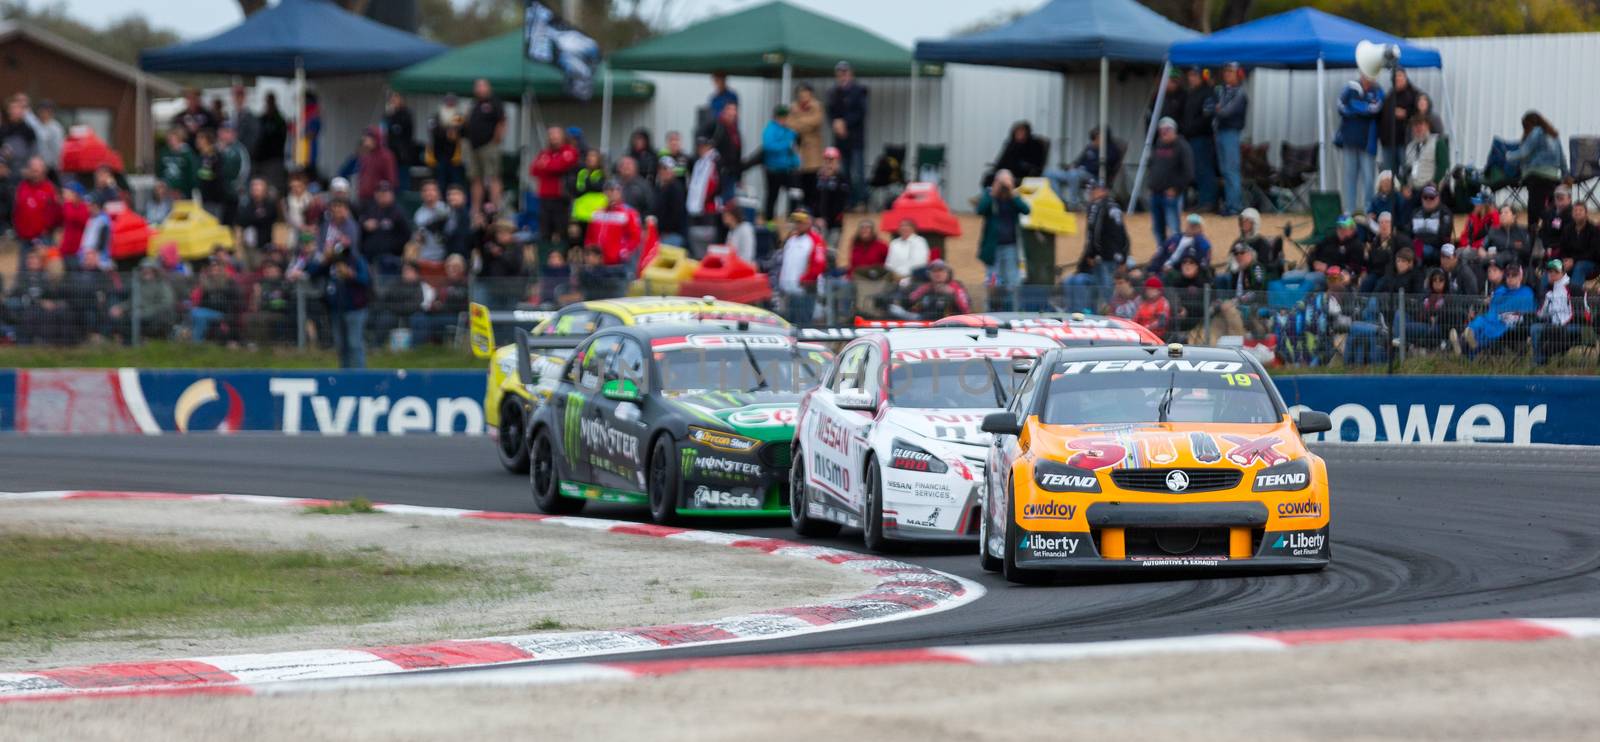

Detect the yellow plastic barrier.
xmin=1017 ymin=177 xmax=1078 ymax=235
xmin=148 ymin=200 xmax=235 ymax=261
xmin=634 ymin=244 xmax=700 ymax=296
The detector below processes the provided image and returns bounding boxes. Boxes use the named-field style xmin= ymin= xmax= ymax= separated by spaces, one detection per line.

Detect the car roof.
xmin=878 ymin=327 xmax=1059 ymax=350
xmin=1044 ymin=344 xmax=1248 ymax=363
xmin=586 ymin=296 xmax=787 ymax=322
xmin=601 ymin=323 xmax=793 ymax=342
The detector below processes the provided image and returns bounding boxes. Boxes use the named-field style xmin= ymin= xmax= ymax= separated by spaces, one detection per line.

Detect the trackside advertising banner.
xmin=1274 ymin=375 xmax=1594 ymax=445
xmin=2 ymin=370 xmax=484 ymax=435
xmin=0 ymin=370 xmax=1594 ymax=443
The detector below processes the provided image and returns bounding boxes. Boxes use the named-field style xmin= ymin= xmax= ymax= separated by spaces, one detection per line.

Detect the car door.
xmin=590 ymin=336 xmax=650 ymax=494
xmin=556 ymin=334 xmax=620 ymax=487
xmin=987 ymin=364 xmax=1040 ymax=537
xmin=805 ymin=341 xmax=880 ymax=514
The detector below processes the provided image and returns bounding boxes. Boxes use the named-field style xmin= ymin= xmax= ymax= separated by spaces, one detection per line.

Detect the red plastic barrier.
xmin=679 ymin=276 xmax=772 ymax=305
xmin=879 ymin=182 xmax=961 ymax=237
xmin=108 ymin=208 xmax=152 ymax=261
xmin=692 ymin=246 xmax=757 ymax=281
xmin=61 ymin=127 xmax=124 ymax=174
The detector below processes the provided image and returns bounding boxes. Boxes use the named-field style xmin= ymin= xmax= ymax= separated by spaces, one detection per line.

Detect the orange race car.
xmin=978 ymin=343 xmax=1334 ymax=584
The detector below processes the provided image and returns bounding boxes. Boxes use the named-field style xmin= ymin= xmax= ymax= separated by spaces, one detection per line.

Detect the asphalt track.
xmin=5 ymin=436 xmax=1599 ymax=667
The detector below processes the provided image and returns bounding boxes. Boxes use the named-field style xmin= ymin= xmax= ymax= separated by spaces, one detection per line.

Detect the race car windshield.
xmin=1040 ymin=365 xmax=1278 ymax=424
xmin=657 ymin=348 xmax=827 ymax=393
xmin=888 ymin=360 xmax=1009 ymax=409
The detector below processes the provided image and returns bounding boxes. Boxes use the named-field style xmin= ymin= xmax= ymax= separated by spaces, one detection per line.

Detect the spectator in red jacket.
xmin=529 ymin=126 xmax=579 ymax=247
xmin=1134 ymin=275 xmax=1172 ymax=337
xmin=57 ymin=181 xmax=90 ymax=264
xmin=584 ymin=180 xmax=642 ymax=268
xmin=13 ymin=156 xmax=61 ymax=256
xmin=902 ymin=259 xmax=972 ymax=319
xmin=847 ymin=219 xmax=888 ymax=275
xmin=355 ymin=126 xmax=397 ymax=204
xmin=777 ymin=209 xmax=826 ymax=325
xmin=1456 ymin=192 xmax=1500 ymax=254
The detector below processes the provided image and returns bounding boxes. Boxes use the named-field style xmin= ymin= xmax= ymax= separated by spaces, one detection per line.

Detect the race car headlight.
xmin=889 ymin=439 xmax=947 ymax=473
xmin=1031 ymin=459 xmax=1101 ymax=493
xmin=1252 ymin=459 xmax=1311 ymax=492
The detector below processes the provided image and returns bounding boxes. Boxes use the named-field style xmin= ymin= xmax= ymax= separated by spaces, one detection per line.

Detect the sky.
xmin=52 ymin=0 xmax=1045 ymax=46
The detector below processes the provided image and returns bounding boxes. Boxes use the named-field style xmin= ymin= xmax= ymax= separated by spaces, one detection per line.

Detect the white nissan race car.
xmin=790 ymin=327 xmax=1060 ymax=551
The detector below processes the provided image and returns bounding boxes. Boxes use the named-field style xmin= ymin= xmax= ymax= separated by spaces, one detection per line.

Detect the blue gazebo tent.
xmin=140 ymin=0 xmax=445 ymax=171
xmin=915 ymin=0 xmax=1198 ymax=184
xmin=1142 ymin=8 xmax=1445 ymax=194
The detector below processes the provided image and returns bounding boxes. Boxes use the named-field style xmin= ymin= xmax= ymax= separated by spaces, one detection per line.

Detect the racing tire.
xmin=530 ymin=428 xmax=582 ymax=514
xmin=496 ymin=401 xmax=531 ymax=474
xmin=978 ymin=508 xmax=1003 ymax=573
xmin=647 ymin=435 xmax=680 ymax=525
xmin=862 ymin=457 xmax=895 ymax=553
xmin=790 ymin=448 xmax=842 ymax=538
xmin=1002 ymin=481 xmax=1051 ymax=585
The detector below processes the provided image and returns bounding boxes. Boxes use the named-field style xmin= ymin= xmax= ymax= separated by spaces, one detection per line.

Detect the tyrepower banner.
xmin=3 ymin=370 xmax=483 ymax=435
xmin=1274 ymin=375 xmax=1596 ymax=445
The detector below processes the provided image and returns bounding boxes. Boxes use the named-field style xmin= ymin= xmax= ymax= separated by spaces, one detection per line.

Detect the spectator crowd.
xmin=2 ymin=58 xmax=1596 ymax=368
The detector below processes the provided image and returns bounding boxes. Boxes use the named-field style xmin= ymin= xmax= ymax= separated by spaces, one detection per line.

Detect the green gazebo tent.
xmin=390 ymin=29 xmax=654 ymax=101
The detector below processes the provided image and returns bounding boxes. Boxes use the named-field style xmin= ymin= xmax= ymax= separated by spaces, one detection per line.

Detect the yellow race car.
xmin=471 ymin=297 xmax=790 ymax=473
xmin=978 ymin=344 xmax=1334 ymax=584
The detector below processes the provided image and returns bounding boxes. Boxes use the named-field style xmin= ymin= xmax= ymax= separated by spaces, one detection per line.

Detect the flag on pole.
xmin=524 ymin=1 xmax=601 ymax=100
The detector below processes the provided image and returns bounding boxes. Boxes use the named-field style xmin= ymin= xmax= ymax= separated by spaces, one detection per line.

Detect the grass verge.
xmin=0 ymin=341 xmax=476 ymax=369
xmin=0 ymin=534 xmax=521 ymax=645
xmin=303 ymin=497 xmax=378 ymax=515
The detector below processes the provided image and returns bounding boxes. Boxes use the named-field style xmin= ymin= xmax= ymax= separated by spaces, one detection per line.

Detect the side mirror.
xmin=602 ymin=378 xmax=642 ymax=402
xmin=1011 ymin=356 xmax=1037 ymax=374
xmin=981 ymin=412 xmax=1023 ymax=436
xmin=1295 ymin=410 xmax=1332 ymax=435
xmin=836 ymin=392 xmax=877 ymax=412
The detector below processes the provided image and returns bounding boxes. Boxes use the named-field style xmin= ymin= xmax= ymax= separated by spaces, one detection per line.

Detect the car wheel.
xmin=530 ymin=428 xmax=581 ymax=514
xmin=1002 ymin=481 xmax=1050 ymax=585
xmin=497 ymin=401 xmax=530 ymax=474
xmin=862 ymin=457 xmax=893 ymax=553
xmin=978 ymin=505 xmax=1002 ymax=573
xmin=647 ymin=435 xmax=680 ymax=525
xmin=790 ymin=447 xmax=841 ymax=538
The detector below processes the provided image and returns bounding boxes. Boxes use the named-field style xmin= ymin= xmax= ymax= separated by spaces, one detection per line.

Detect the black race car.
xmin=524 ymin=324 xmax=832 ymax=522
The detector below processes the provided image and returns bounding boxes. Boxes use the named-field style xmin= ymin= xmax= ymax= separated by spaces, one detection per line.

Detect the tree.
xmin=0 ymin=1 xmax=182 ymax=65
xmin=949 ymin=6 xmax=1029 ymax=35
xmin=1224 ymin=0 xmax=1598 ymax=35
xmin=411 ymin=0 xmax=665 ymax=50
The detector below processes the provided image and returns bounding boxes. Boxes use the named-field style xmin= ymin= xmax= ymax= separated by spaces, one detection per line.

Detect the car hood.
xmin=662 ymin=390 xmax=803 ymax=442
xmin=1026 ymin=420 xmax=1305 ymax=470
xmin=882 ymin=408 xmax=996 ymax=449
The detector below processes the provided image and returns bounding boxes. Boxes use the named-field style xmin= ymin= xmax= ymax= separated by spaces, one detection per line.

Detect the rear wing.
xmin=469 ymin=303 xmax=558 ymax=359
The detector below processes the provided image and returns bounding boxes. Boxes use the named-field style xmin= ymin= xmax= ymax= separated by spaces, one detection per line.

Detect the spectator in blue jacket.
xmin=1505 ymin=111 xmax=1566 ymax=225
xmin=826 ymin=61 xmax=869 ymax=208
xmin=1206 ymin=62 xmax=1249 ymax=216
xmin=1046 ymin=127 xmax=1122 ymax=211
xmin=760 ymin=105 xmax=799 ymax=221
xmin=1337 ymin=74 xmax=1385 ymax=215
xmin=1149 ymin=213 xmax=1213 ymax=275
xmin=1464 ymin=262 xmax=1535 ymax=356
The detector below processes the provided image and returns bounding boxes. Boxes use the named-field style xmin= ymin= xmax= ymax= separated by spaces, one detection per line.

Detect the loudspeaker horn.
xmin=1355 ymin=40 xmax=1400 ymax=79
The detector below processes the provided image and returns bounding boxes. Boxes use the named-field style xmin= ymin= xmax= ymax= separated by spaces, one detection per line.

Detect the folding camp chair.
xmin=1240 ymin=140 xmax=1279 ymax=213
xmin=916 ymin=144 xmax=947 ymax=187
xmin=1571 ymin=136 xmax=1600 ymax=208
xmin=1274 ymin=142 xmax=1319 ymax=212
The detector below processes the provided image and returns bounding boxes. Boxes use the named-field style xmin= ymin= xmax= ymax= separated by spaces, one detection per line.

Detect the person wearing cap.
xmin=53 ymin=179 xmax=89 ymax=266
xmin=777 ymin=210 xmax=826 ymax=325
xmin=1403 ymin=115 xmax=1443 ymax=190
xmin=529 ymin=127 xmax=579 ymax=247
xmin=1311 ymin=214 xmax=1366 ymax=277
xmin=655 ymin=158 xmax=689 ymax=248
xmin=760 ymin=104 xmax=800 ymax=221
xmin=1554 ymin=200 xmax=1598 ymax=288
xmin=1438 ymin=243 xmax=1480 ymax=296
xmin=978 ymin=169 xmax=1030 ymax=303
xmin=995 ymin=121 xmax=1048 ymax=181
xmin=426 ymin=103 xmax=465 ymax=191
xmin=289 ymin=198 xmax=372 ymax=368
xmin=1376 ymin=68 xmax=1422 ymax=173
xmin=826 ymin=60 xmax=869 ymax=208
xmin=1145 ymin=116 xmax=1194 ymax=245
xmin=359 ymin=181 xmax=411 ymax=276
xmin=1214 ymin=239 xmax=1268 ymax=341
xmin=788 ymin=83 xmax=825 ymax=206
xmin=900 ymin=259 xmax=972 ymax=320
xmin=1410 ymin=183 xmax=1453 ymax=265
xmin=810 ymin=146 xmax=850 ymax=237
xmin=352 ymin=126 xmax=397 ymax=205
xmin=1151 ymin=212 xmax=1212 ymax=275
xmin=1165 ymin=254 xmax=1210 ymax=337
xmin=1148 ymin=70 xmax=1186 ymax=137
xmin=1532 ymin=259 xmax=1581 ymax=364
xmin=463 ymin=78 xmax=506 ymax=209
xmin=1179 ymin=67 xmax=1217 ymax=211
xmin=1064 ymin=177 xmax=1130 ymax=313
xmin=1335 ymin=72 xmax=1384 ymax=214
xmin=1463 ymin=261 xmax=1535 ymax=356
xmin=1456 ymin=192 xmax=1501 ymax=253
xmin=585 ymin=179 xmax=643 ymax=270
xmin=1133 ymin=275 xmax=1172 ymax=337
xmin=1207 ymin=61 xmax=1249 ymax=216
